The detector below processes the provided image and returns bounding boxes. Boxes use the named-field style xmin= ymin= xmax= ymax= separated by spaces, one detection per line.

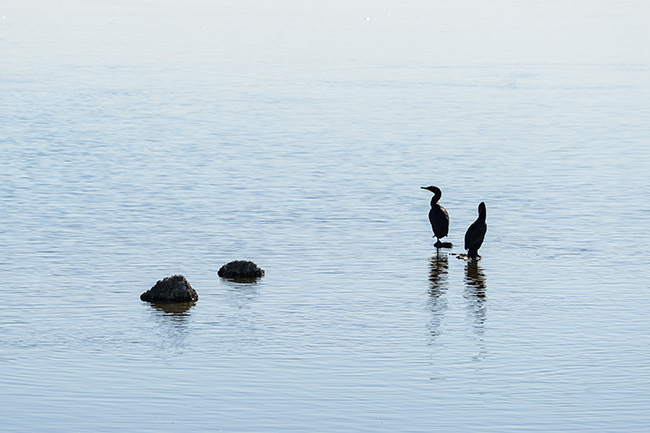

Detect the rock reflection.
xmin=152 ymin=302 xmax=195 ymax=315
xmin=148 ymin=302 xmax=195 ymax=351
xmin=222 ymin=280 xmax=259 ymax=310
xmin=220 ymin=279 xmax=262 ymax=350
xmin=464 ymin=261 xmax=487 ymax=361
xmin=427 ymin=252 xmax=449 ymax=339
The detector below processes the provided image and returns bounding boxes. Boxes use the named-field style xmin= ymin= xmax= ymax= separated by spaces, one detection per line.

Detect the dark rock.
xmin=140 ymin=275 xmax=198 ymax=303
xmin=218 ymin=260 xmax=265 ymax=281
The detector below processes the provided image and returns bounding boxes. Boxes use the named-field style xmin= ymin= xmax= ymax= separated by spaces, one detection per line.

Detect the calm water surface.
xmin=1 ymin=1 xmax=650 ymax=431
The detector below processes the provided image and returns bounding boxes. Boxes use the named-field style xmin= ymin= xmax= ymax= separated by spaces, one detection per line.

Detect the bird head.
xmin=421 ymin=186 xmax=441 ymax=195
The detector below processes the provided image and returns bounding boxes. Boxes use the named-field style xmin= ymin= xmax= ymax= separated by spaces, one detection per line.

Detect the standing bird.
xmin=464 ymin=202 xmax=487 ymax=260
xmin=421 ymin=186 xmax=452 ymax=248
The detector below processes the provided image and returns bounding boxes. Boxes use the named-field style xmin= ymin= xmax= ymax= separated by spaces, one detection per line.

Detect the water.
xmin=2 ymin=1 xmax=650 ymax=431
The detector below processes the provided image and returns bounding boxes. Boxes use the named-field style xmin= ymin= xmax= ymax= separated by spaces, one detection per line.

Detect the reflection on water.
xmin=219 ymin=280 xmax=262 ymax=350
xmin=464 ymin=262 xmax=487 ymax=294
xmin=148 ymin=302 xmax=195 ymax=351
xmin=222 ymin=280 xmax=260 ymax=310
xmin=464 ymin=261 xmax=487 ymax=328
xmin=427 ymin=252 xmax=449 ymax=339
xmin=464 ymin=262 xmax=487 ymax=361
xmin=152 ymin=302 xmax=195 ymax=316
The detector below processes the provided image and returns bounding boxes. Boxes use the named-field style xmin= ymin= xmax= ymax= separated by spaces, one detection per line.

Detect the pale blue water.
xmin=2 ymin=1 xmax=650 ymax=432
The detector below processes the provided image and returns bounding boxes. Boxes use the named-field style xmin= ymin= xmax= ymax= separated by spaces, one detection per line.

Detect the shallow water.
xmin=2 ymin=1 xmax=650 ymax=431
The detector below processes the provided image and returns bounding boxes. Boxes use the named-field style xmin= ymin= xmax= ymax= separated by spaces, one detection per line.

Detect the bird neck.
xmin=430 ymin=193 xmax=441 ymax=206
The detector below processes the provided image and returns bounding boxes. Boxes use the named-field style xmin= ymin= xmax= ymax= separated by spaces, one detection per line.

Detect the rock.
xmin=140 ymin=275 xmax=198 ymax=303
xmin=218 ymin=260 xmax=265 ymax=281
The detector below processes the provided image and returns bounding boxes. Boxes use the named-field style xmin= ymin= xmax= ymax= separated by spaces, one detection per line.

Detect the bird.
xmin=464 ymin=202 xmax=487 ymax=260
xmin=421 ymin=186 xmax=452 ymax=248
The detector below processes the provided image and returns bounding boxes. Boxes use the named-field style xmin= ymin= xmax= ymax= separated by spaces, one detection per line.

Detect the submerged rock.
xmin=218 ymin=260 xmax=265 ymax=281
xmin=140 ymin=275 xmax=198 ymax=303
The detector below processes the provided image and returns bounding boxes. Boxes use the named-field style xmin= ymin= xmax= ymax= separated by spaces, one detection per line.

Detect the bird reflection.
xmin=465 ymin=262 xmax=487 ymax=295
xmin=464 ymin=261 xmax=487 ymax=362
xmin=427 ymin=252 xmax=449 ymax=339
xmin=464 ymin=261 xmax=487 ymax=333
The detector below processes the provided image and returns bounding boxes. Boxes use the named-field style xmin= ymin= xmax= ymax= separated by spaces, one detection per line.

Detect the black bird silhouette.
xmin=421 ymin=186 xmax=452 ymax=248
xmin=464 ymin=202 xmax=487 ymax=260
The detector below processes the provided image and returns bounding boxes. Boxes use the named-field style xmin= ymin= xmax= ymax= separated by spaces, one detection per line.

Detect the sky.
xmin=2 ymin=0 xmax=649 ymax=71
